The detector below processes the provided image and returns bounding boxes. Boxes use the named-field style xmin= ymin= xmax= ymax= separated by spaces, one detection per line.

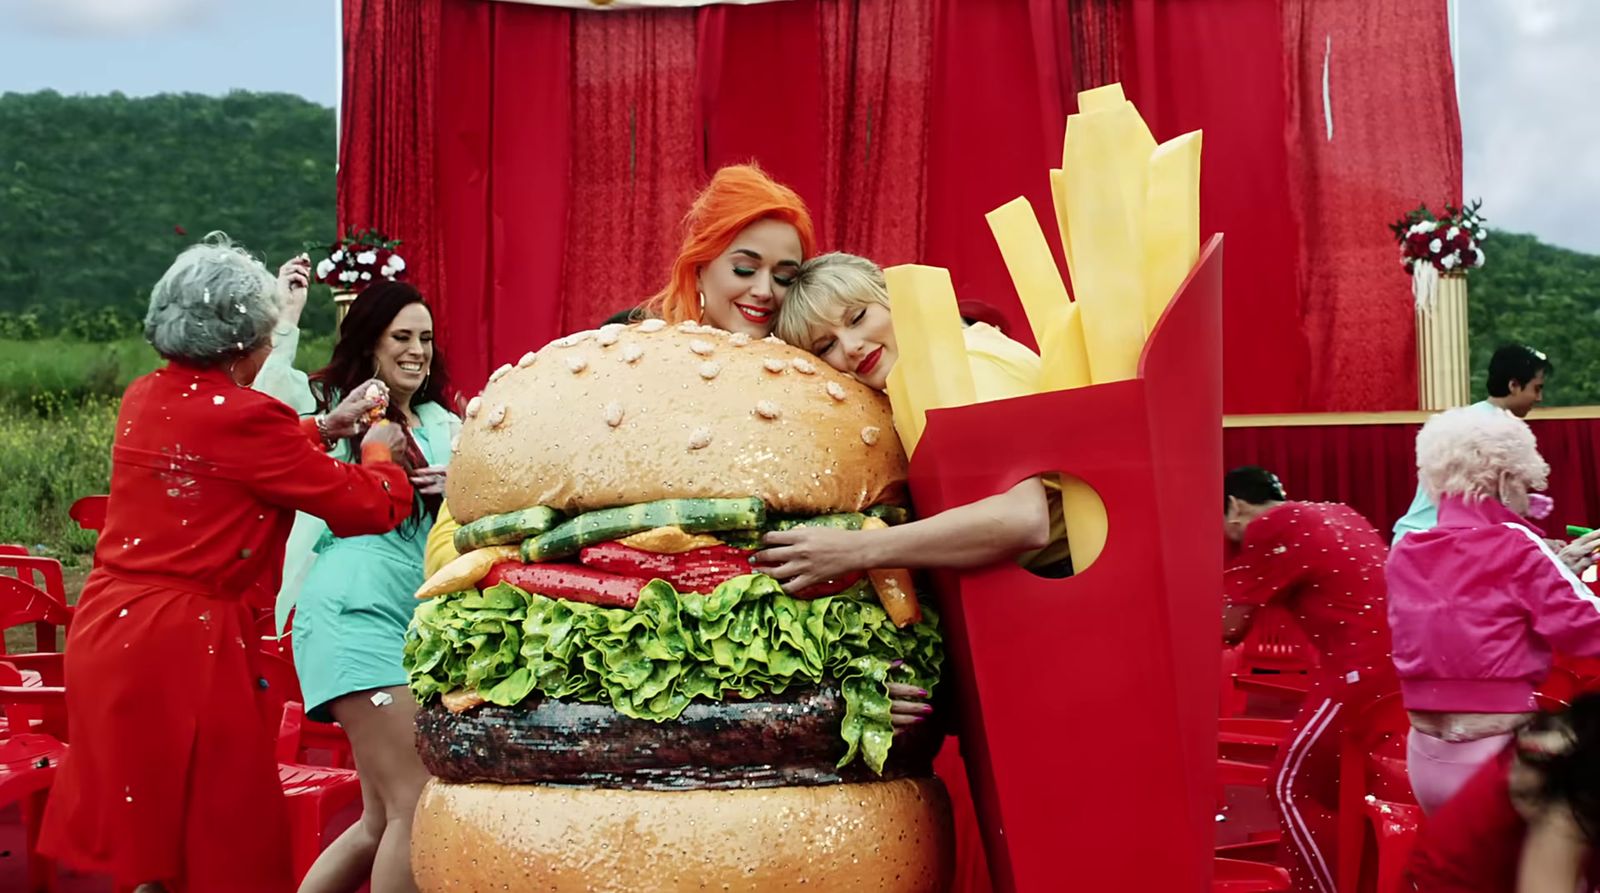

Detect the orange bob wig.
xmin=648 ymin=164 xmax=816 ymax=324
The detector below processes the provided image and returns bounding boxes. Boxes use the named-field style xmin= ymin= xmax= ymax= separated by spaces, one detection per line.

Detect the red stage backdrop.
xmin=337 ymin=0 xmax=1461 ymax=412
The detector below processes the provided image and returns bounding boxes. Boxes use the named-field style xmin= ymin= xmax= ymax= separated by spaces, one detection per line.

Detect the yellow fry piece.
xmin=424 ymin=500 xmax=462 ymax=578
xmin=986 ymin=197 xmax=1071 ymax=355
xmin=1049 ymin=169 xmax=1075 ymax=287
xmin=1075 ymin=82 xmax=1126 ymax=118
xmin=415 ymin=545 xmax=521 ymax=599
xmin=885 ymin=264 xmax=975 ymax=445
xmin=1063 ymin=108 xmax=1149 ymax=383
xmin=885 ymin=363 xmax=924 ymax=456
xmin=1036 ymin=302 xmax=1092 ymax=393
xmin=1142 ymin=130 xmax=1203 ymax=332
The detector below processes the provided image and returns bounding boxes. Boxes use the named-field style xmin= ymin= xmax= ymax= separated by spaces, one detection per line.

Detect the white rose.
xmin=1419 ymin=220 xmax=1437 ymax=233
xmin=1446 ymin=226 xmax=1459 ymax=240
xmin=390 ymin=255 xmax=406 ymax=272
xmin=356 ymin=250 xmax=378 ymax=265
xmin=1408 ymin=222 xmax=1427 ymax=236
xmin=379 ymin=265 xmax=394 ymax=279
xmin=1428 ymin=238 xmax=1442 ymax=254
xmin=1441 ymin=253 xmax=1458 ymax=270
xmin=316 ymin=258 xmax=336 ymax=279
xmin=340 ymin=270 xmax=359 ymax=283
xmin=1475 ymin=229 xmax=1487 ymax=241
xmin=360 ymin=271 xmax=373 ymax=281
xmin=331 ymin=249 xmax=345 ymax=262
xmin=1474 ymin=250 xmax=1486 ymax=267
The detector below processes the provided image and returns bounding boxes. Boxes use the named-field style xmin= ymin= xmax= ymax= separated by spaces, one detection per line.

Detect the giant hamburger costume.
xmin=406 ymin=320 xmax=952 ymax=891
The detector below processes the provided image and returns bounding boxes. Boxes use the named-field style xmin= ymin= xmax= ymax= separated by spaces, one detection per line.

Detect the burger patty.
xmin=415 ymin=685 xmax=944 ymax=790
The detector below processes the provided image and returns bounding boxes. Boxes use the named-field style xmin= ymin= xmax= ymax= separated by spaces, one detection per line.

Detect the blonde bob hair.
xmin=1415 ymin=404 xmax=1549 ymax=511
xmin=773 ymin=252 xmax=887 ymax=349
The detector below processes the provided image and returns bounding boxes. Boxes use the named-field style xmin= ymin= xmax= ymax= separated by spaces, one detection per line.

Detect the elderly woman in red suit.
xmin=38 ymin=233 xmax=416 ymax=893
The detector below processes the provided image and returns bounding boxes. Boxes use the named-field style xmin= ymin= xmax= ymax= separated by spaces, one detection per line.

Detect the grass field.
xmin=0 ymin=335 xmax=332 ymax=567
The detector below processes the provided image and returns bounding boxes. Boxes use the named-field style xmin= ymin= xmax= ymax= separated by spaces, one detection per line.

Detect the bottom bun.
xmin=412 ymin=778 xmax=955 ymax=893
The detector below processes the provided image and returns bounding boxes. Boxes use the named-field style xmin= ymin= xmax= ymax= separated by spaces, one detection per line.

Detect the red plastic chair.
xmin=1336 ymin=692 xmax=1416 ymax=893
xmin=257 ymin=652 xmax=354 ymax=769
xmin=1240 ymin=606 xmax=1319 ymax=674
xmin=0 ymin=732 xmax=68 ymax=892
xmin=0 ymin=554 xmax=71 ymax=655
xmin=68 ymin=496 xmax=108 ymax=569
xmin=1364 ymin=799 xmax=1423 ymax=893
xmin=1213 ymin=856 xmax=1291 ymax=892
xmin=276 ymin=700 xmax=362 ymax=885
xmin=1218 ymin=716 xmax=1292 ymax=763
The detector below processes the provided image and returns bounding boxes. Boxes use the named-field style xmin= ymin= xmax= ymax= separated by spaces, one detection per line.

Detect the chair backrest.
xmin=1336 ymin=691 xmax=1412 ymax=892
xmin=69 ymin=496 xmax=108 ymax=533
xmin=69 ymin=495 xmax=109 ymax=568
xmin=0 ymin=576 xmax=73 ymax=655
xmin=1240 ymin=603 xmax=1319 ymax=672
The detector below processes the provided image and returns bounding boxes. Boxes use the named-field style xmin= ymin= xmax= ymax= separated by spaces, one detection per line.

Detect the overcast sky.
xmin=0 ymin=0 xmax=1596 ymax=254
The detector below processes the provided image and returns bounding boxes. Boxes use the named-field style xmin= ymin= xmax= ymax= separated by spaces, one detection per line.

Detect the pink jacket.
xmin=1386 ymin=495 xmax=1600 ymax=713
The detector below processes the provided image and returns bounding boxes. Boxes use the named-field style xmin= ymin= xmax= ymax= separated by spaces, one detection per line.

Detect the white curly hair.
xmin=1415 ymin=404 xmax=1549 ymax=513
xmin=144 ymin=232 xmax=280 ymax=363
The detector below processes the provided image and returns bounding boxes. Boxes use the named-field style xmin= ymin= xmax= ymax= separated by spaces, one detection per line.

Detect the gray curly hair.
xmin=145 ymin=232 xmax=280 ymax=363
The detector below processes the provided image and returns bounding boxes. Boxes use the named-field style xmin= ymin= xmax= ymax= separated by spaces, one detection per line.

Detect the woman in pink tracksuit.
xmin=1387 ymin=404 xmax=1600 ymax=815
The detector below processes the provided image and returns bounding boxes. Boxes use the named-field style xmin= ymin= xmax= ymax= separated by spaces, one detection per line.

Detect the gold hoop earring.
xmin=697 ymin=291 xmax=706 ymax=311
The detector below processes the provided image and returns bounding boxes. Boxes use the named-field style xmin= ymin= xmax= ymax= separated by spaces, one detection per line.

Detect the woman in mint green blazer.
xmin=257 ymin=264 xmax=459 ymax=893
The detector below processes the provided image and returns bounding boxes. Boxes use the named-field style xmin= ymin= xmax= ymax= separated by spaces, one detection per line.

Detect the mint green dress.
xmin=254 ymin=327 xmax=461 ymax=720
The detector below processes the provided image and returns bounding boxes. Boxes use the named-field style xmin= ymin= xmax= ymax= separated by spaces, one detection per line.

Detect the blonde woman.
xmin=1388 ymin=405 xmax=1600 ymax=814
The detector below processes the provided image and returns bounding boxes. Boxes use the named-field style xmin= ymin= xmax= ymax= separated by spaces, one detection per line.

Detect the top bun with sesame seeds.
xmin=444 ymin=321 xmax=907 ymax=522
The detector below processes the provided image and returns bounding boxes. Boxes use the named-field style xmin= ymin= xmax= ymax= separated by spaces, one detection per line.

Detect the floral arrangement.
xmin=1389 ymin=200 xmax=1488 ymax=275
xmin=305 ymin=228 xmax=407 ymax=292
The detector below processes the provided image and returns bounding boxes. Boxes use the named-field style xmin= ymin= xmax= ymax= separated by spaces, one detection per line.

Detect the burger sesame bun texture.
xmin=445 ymin=321 xmax=907 ymax=522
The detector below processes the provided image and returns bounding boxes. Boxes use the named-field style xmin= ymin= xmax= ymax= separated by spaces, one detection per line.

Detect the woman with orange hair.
xmin=611 ymin=163 xmax=816 ymax=336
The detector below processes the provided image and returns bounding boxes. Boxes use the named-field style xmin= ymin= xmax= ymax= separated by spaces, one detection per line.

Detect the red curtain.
xmin=338 ymin=0 xmax=444 ymax=309
xmin=561 ymin=10 xmax=702 ymax=334
xmin=1283 ymin=0 xmax=1463 ymax=411
xmin=339 ymin=0 xmax=1463 ymax=406
xmin=1124 ymin=0 xmax=1310 ymax=414
xmin=1225 ymin=418 xmax=1600 ymax=540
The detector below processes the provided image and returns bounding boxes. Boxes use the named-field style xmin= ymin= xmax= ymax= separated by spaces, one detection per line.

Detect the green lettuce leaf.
xmin=403 ymin=573 xmax=942 ymax=773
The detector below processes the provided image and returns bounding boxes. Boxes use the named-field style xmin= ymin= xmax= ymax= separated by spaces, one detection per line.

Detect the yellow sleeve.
xmin=425 ymin=500 xmax=461 ymax=579
xmin=1020 ymin=475 xmax=1073 ymax=574
xmin=962 ymin=323 xmax=1042 ymax=402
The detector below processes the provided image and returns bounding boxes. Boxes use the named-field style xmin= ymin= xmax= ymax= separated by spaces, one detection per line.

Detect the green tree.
xmin=0 ymin=90 xmax=340 ymax=337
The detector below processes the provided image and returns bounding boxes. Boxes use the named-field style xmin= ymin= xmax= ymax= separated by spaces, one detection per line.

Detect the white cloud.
xmin=4 ymin=0 xmax=212 ymax=36
xmin=1459 ymin=0 xmax=1600 ymax=254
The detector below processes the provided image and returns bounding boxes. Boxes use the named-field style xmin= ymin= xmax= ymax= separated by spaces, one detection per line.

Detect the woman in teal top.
xmin=257 ymin=264 xmax=460 ymax=893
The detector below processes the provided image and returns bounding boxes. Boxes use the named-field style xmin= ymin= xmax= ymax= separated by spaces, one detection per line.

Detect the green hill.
xmin=1468 ymin=230 xmax=1600 ymax=405
xmin=0 ymin=89 xmax=339 ymax=335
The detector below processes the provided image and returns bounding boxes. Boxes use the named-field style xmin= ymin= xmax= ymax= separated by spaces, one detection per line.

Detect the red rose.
xmin=173 ymin=224 xmax=187 ymax=236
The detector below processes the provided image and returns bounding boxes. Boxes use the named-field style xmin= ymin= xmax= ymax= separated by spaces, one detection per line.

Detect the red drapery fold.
xmin=338 ymin=0 xmax=444 ymax=311
xmin=1226 ymin=418 xmax=1600 ymax=541
xmin=1124 ymin=0 xmax=1310 ymax=414
xmin=1283 ymin=0 xmax=1463 ymax=411
xmin=561 ymin=9 xmax=702 ymax=334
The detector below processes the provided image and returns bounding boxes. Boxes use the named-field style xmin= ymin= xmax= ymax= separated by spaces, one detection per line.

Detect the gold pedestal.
xmin=1416 ymin=273 xmax=1470 ymax=410
xmin=333 ymin=289 xmax=357 ymax=328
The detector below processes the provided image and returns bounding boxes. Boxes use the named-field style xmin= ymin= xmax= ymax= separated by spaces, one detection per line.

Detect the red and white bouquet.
xmin=306 ymin=228 xmax=407 ymax=292
xmin=1390 ymin=200 xmax=1488 ymax=276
